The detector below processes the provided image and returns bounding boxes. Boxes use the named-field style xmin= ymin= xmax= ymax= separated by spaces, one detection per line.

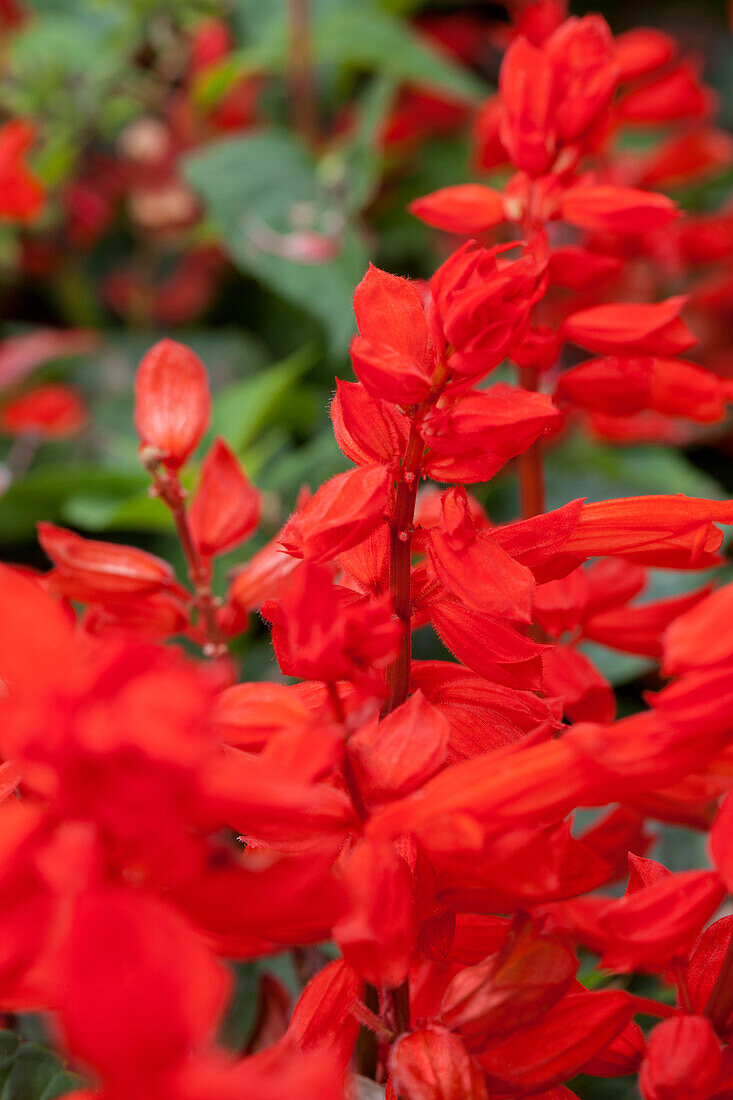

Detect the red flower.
xmin=38 ymin=522 xmax=176 ymax=601
xmin=559 ymin=185 xmax=678 ymax=235
xmin=189 ymin=437 xmax=261 ymax=558
xmin=430 ymin=240 xmax=546 ymax=379
xmin=0 ymin=384 xmax=87 ymax=438
xmin=640 ymin=1016 xmax=722 ymax=1100
xmin=262 ymin=562 xmax=400 ymax=687
xmin=562 ymin=297 xmax=696 ymax=357
xmin=0 ymin=121 xmax=44 ymax=223
xmin=279 ymin=465 xmax=391 ymax=563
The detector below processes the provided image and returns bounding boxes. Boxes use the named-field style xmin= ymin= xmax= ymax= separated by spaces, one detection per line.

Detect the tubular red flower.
xmin=38 ymin=521 xmax=175 ymax=599
xmin=189 ymin=437 xmax=261 ymax=557
xmin=562 ymin=297 xmax=696 ymax=357
xmin=559 ymin=185 xmax=678 ymax=235
xmin=410 ymin=184 xmax=506 ymax=236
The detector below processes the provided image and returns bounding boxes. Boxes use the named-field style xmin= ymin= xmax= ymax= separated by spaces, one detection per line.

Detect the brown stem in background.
xmin=287 ymin=0 xmax=318 ymax=146
xmin=143 ymin=457 xmax=227 ymax=657
xmin=517 ymin=365 xmax=545 ymax=519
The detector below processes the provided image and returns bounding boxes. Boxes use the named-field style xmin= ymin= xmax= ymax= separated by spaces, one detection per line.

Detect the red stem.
xmin=383 ymin=362 xmax=451 ymax=715
xmin=383 ymin=419 xmax=426 ymax=714
xmin=517 ymin=365 xmax=545 ymax=519
xmin=379 ymin=360 xmax=451 ymax=1036
xmin=145 ymin=460 xmax=227 ymax=657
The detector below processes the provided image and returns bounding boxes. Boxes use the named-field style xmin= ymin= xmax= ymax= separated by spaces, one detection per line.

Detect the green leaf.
xmin=1 ymin=1043 xmax=65 ymax=1100
xmin=0 ymin=1032 xmax=82 ymax=1100
xmin=544 ymin=433 xmax=723 ymax=511
xmin=578 ymin=642 xmax=654 ymax=688
xmin=0 ymin=466 xmax=147 ymax=542
xmin=228 ymin=3 xmax=485 ymax=101
xmin=0 ymin=1034 xmax=19 ymax=1089
xmin=259 ymin=426 xmax=345 ymax=504
xmin=323 ymin=74 xmax=398 ymax=215
xmin=212 ymin=346 xmax=317 ymax=452
xmin=61 ymin=489 xmax=175 ymax=535
xmin=185 ymin=132 xmax=367 ymax=353
xmin=38 ymin=1072 xmax=85 ymax=1100
xmin=218 ymin=963 xmax=260 ymax=1053
xmin=313 ymin=8 xmax=485 ymax=100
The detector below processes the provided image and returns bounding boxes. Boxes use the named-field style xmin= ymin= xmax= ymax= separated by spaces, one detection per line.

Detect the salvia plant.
xmin=3 ymin=2 xmax=733 ymax=1099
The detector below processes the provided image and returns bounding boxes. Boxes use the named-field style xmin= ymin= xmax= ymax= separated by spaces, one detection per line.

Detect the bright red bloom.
xmin=262 ymin=561 xmax=400 ymax=687
xmin=335 ymin=840 xmax=413 ymax=988
xmin=390 ymin=1027 xmax=488 ymax=1100
xmin=279 ymin=465 xmax=391 ymax=563
xmin=350 ymin=264 xmax=435 ymax=404
xmin=409 ymin=184 xmax=506 ymax=236
xmin=439 ymin=916 xmax=576 ymax=1041
xmin=614 ymin=27 xmax=675 ymax=81
xmin=556 ymin=357 xmax=727 ymax=423
xmin=477 ymin=990 xmax=635 ymax=1093
xmin=426 ymin=487 xmax=536 ymax=621
xmin=617 ymin=62 xmax=714 ymax=124
xmin=189 ymin=437 xmax=261 ymax=558
xmin=498 ymin=16 xmax=617 ymax=176
xmin=430 ymin=240 xmax=546 ymax=379
xmin=348 ymin=690 xmax=449 ymax=804
xmin=60 ymin=887 xmax=230 ymax=1085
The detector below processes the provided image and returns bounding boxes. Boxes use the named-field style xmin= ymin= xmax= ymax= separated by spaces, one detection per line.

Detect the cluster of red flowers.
xmin=4 ymin=2 xmax=733 ymax=1098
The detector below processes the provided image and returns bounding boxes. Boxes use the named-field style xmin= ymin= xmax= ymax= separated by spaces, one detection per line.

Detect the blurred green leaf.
xmin=212 ymin=346 xmax=316 ymax=452
xmin=219 ymin=963 xmax=260 ymax=1053
xmin=185 ymin=132 xmax=367 ymax=353
xmin=0 ymin=466 xmax=147 ymax=542
xmin=578 ymin=642 xmax=654 ymax=688
xmin=259 ymin=425 xmax=345 ymax=504
xmin=326 ymin=74 xmax=397 ymax=215
xmin=62 ymin=489 xmax=174 ymax=534
xmin=0 ymin=1040 xmax=79 ymax=1100
xmin=544 ymin=433 xmax=723 ymax=511
xmin=38 ymin=1072 xmax=85 ymax=1100
xmin=312 ymin=7 xmax=485 ymax=99
xmin=229 ymin=3 xmax=484 ymax=100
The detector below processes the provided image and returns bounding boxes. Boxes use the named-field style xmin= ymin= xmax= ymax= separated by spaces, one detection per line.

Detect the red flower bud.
xmin=409 ymin=184 xmax=506 ymax=237
xmin=639 ymin=1016 xmax=721 ymax=1100
xmin=134 ymin=338 xmax=211 ymax=468
xmin=390 ymin=1027 xmax=488 ymax=1100
xmin=560 ymin=185 xmax=678 ymax=236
